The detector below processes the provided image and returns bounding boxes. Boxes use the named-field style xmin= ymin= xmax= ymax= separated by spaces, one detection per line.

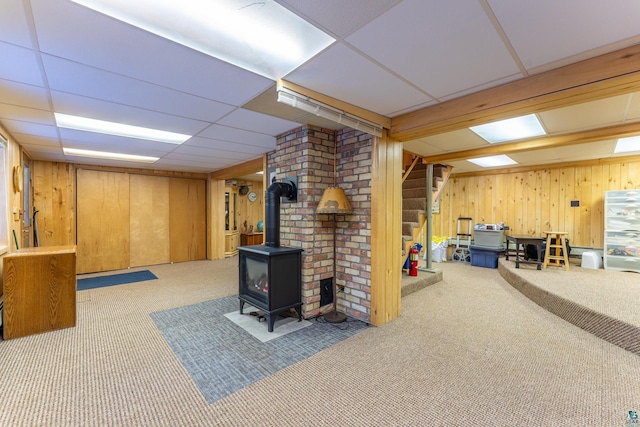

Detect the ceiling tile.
xmin=31 ymin=0 xmax=273 ymax=105
xmin=173 ymin=144 xmax=256 ymax=161
xmin=278 ymin=0 xmax=400 ymax=38
xmin=1 ymin=118 xmax=58 ymax=139
xmin=50 ymin=91 xmax=210 ymax=136
xmin=0 ymin=1 xmax=32 ymax=48
xmin=488 ymin=0 xmax=640 ymax=70
xmin=197 ymin=125 xmax=276 ymax=150
xmin=217 ymin=108 xmax=300 ymax=136
xmin=346 ymin=0 xmax=521 ymax=99
xmin=414 ymin=129 xmax=488 ymax=152
xmin=286 ymin=43 xmax=432 ymax=116
xmin=626 ymin=93 xmax=640 ymax=121
xmin=9 ymin=133 xmax=59 ymax=148
xmin=186 ymin=136 xmax=273 ymax=155
xmin=0 ymin=42 xmax=44 ymax=86
xmin=0 ymin=79 xmax=50 ymax=110
xmin=59 ymin=129 xmax=180 ymax=156
xmin=0 ymin=103 xmax=53 ymax=125
xmin=42 ymin=55 xmax=235 ymax=123
xmin=538 ymin=95 xmax=631 ymax=133
xmin=554 ymin=140 xmax=617 ymax=160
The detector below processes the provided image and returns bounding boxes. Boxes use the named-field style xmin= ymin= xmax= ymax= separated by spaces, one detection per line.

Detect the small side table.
xmin=505 ymin=235 xmax=545 ymax=270
xmin=542 ymin=231 xmax=570 ymax=271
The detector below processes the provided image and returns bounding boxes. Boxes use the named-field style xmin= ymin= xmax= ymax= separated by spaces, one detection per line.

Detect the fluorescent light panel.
xmin=467 ymin=154 xmax=517 ymax=168
xmin=277 ymin=88 xmax=383 ymax=137
xmin=615 ymin=136 xmax=640 ymax=153
xmin=470 ymin=114 xmax=546 ymax=143
xmin=55 ymin=113 xmax=190 ymax=144
xmin=69 ymin=0 xmax=335 ymax=80
xmin=63 ymin=147 xmax=159 ymax=163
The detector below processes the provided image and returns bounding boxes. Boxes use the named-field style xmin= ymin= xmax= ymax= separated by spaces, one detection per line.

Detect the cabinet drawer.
xmin=604 ymin=255 xmax=640 ymax=272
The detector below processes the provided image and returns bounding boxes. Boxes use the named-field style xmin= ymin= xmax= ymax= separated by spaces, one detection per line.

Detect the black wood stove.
xmin=238 ymin=179 xmax=303 ymax=332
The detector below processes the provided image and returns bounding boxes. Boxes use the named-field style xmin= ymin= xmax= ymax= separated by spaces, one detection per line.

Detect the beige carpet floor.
xmin=0 ymin=257 xmax=639 ymax=426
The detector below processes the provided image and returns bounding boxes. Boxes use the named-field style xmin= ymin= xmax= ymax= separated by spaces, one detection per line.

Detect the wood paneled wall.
xmin=433 ymin=159 xmax=640 ymax=248
xmin=31 ymin=161 xmax=75 ymax=247
xmin=234 ymin=180 xmax=264 ymax=233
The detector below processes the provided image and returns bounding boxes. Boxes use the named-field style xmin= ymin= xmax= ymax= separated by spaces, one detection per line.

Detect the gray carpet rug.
xmin=150 ymin=296 xmax=368 ymax=403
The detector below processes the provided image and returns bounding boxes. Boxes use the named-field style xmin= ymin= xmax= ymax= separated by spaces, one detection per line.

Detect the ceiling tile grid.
xmin=0 ymin=0 xmax=638 ymax=173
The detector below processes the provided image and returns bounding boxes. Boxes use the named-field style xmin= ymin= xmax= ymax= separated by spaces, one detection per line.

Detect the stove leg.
xmin=239 ymin=300 xmax=245 ymax=315
xmin=266 ymin=314 xmax=275 ymax=332
xmin=294 ymin=306 xmax=302 ymax=321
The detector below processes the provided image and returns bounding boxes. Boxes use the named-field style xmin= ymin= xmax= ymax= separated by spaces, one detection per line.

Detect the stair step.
xmin=403 ymin=188 xmax=427 ymax=199
xmin=403 ymin=178 xmax=427 ymax=189
xmin=402 ymin=222 xmax=418 ymax=235
xmin=402 ymin=210 xmax=423 ymax=222
xmin=433 ymin=164 xmax=447 ymax=179
xmin=406 ymin=168 xmax=427 ymax=181
xmin=404 ymin=197 xmax=426 ymax=210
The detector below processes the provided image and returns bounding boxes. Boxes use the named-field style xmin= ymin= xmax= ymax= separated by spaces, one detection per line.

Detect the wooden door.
xmin=76 ymin=169 xmax=130 ymax=273
xmin=169 ymin=178 xmax=206 ymax=262
xmin=130 ymin=175 xmax=170 ymax=267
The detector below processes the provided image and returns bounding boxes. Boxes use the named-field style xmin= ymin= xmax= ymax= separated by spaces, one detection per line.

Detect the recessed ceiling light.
xmin=470 ymin=114 xmax=546 ymax=144
xmin=467 ymin=154 xmax=517 ymax=168
xmin=614 ymin=136 xmax=640 ymax=153
xmin=63 ymin=147 xmax=159 ymax=163
xmin=55 ymin=113 xmax=191 ymax=144
xmin=69 ymin=0 xmax=335 ymax=80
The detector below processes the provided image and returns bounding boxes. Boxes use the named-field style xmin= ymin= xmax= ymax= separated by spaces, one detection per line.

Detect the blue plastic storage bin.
xmin=469 ymin=245 xmax=501 ymax=268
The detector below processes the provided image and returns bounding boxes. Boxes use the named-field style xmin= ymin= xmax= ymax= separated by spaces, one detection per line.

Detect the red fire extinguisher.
xmin=409 ymin=245 xmax=419 ymax=276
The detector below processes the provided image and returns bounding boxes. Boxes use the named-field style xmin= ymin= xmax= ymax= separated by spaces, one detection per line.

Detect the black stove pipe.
xmin=265 ymin=181 xmax=296 ymax=247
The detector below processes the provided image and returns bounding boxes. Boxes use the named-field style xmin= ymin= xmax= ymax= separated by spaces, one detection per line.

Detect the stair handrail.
xmin=402 ymin=156 xmax=421 ymax=184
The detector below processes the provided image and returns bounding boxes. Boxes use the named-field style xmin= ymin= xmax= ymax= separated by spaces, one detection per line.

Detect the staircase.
xmin=401 ymin=160 xmax=452 ymax=262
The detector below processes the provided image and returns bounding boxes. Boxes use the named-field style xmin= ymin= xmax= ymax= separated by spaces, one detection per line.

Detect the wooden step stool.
xmin=542 ymin=231 xmax=570 ymax=271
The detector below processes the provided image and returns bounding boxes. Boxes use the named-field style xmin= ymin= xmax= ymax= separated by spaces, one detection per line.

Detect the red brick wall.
xmin=269 ymin=125 xmax=373 ymax=322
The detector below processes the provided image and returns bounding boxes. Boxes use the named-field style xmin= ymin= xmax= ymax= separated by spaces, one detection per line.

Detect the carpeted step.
xmin=406 ymin=167 xmax=427 ymax=181
xmin=402 ymin=222 xmax=418 ymax=235
xmin=404 ymin=197 xmax=426 ymax=210
xmin=402 ymin=177 xmax=427 ymax=189
xmin=403 ymin=187 xmax=427 ymax=199
xmin=402 ymin=210 xmax=423 ymax=223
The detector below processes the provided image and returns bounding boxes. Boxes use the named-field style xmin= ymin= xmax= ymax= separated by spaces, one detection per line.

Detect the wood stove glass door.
xmin=239 ymin=253 xmax=268 ymax=306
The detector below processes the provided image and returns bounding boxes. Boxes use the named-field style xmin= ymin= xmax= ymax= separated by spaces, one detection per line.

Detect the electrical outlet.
xmin=571 ymin=200 xmax=580 ymax=207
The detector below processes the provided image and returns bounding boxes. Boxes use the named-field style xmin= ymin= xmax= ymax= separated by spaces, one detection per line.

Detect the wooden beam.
xmin=209 ymin=157 xmax=263 ymax=180
xmin=391 ymin=44 xmax=640 ymax=141
xmin=278 ymin=79 xmax=392 ymax=129
xmin=419 ymin=121 xmax=640 ymax=164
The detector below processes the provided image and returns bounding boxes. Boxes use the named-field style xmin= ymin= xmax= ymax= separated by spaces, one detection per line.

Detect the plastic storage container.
xmin=473 ymin=229 xmax=505 ymax=249
xmin=469 ymin=245 xmax=501 ymax=268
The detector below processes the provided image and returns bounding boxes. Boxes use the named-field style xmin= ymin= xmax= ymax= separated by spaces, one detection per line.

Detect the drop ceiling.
xmin=1 ymin=0 xmax=640 ymax=175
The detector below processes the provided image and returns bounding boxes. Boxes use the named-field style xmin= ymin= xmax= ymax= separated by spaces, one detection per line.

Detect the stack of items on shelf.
xmin=470 ymin=223 xmax=507 ymax=269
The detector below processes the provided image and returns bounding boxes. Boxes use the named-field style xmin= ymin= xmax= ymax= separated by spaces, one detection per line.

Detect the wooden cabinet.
xmin=3 ymin=245 xmax=77 ymax=339
xmin=225 ymin=231 xmax=239 ymax=257
xmin=241 ymin=233 xmax=263 ymax=246
xmin=604 ymin=190 xmax=640 ymax=272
